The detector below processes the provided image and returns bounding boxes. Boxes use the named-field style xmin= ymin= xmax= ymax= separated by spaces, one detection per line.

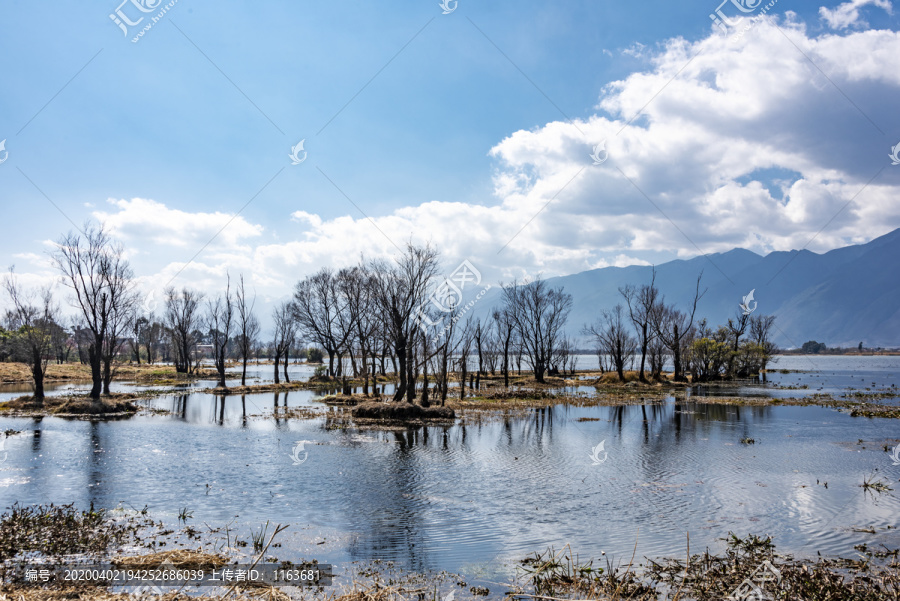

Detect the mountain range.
xmin=470 ymin=228 xmax=900 ymax=349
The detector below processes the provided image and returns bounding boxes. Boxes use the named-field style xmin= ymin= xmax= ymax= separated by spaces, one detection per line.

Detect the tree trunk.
xmin=89 ymin=343 xmax=102 ymax=400
xmin=638 ymin=323 xmax=648 ymax=382
xmin=362 ymin=351 xmax=369 ymax=396
xmin=459 ymin=363 xmax=467 ymax=401
xmin=216 ymin=350 xmax=227 ymax=389
xmin=393 ymin=338 xmax=408 ymax=402
xmin=241 ymin=357 xmax=248 ymax=387
xmin=420 ymin=359 xmax=430 ymax=407
xmin=672 ymin=325 xmax=684 ymax=382
xmin=274 ymin=353 xmax=281 ymax=384
xmin=405 ymin=342 xmax=416 ymax=404
xmin=502 ymin=336 xmax=510 ymax=388
xmin=31 ymin=349 xmax=45 ymax=404
xmin=102 ymin=350 xmax=113 ymax=395
xmin=283 ymin=348 xmax=290 ymax=383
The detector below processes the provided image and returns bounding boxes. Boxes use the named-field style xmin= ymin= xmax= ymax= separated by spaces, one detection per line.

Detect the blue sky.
xmin=1 ymin=0 xmax=899 ymax=306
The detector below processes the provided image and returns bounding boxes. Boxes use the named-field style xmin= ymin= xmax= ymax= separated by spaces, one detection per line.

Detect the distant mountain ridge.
xmin=472 ymin=228 xmax=900 ymax=348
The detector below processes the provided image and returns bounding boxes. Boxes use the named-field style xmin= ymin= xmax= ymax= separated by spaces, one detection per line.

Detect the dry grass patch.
xmin=0 ymin=394 xmax=138 ymax=417
xmin=352 ymin=401 xmax=455 ymax=420
xmin=113 ymin=549 xmax=228 ymax=570
xmin=0 ymin=362 xmax=217 ymax=385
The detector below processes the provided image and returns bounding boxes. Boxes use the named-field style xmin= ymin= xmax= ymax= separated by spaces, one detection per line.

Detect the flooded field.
xmin=0 ymin=355 xmax=898 ymax=586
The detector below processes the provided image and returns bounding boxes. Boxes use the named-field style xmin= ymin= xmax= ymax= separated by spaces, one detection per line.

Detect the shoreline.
xmin=0 ymin=366 xmax=898 ymax=419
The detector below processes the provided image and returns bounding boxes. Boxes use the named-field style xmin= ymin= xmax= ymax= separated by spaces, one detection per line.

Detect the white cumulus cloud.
xmin=819 ymin=0 xmax=892 ymax=29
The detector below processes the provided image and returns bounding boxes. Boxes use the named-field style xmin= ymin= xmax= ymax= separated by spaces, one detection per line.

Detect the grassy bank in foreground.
xmin=0 ymin=504 xmax=895 ymax=600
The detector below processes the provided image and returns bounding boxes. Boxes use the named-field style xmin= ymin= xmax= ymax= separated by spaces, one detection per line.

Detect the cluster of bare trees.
xmin=52 ymin=225 xmax=138 ymax=403
xmin=2 ymin=227 xmax=583 ymax=409
xmin=287 ymin=245 xmax=576 ymax=406
xmin=163 ymin=275 xmax=298 ymax=388
xmin=3 ymin=222 xmax=781 ymax=411
xmin=290 ymin=245 xmax=439 ymax=402
xmin=497 ymin=278 xmax=573 ymax=383
xmin=584 ymin=270 xmax=777 ymax=382
xmin=2 ymin=223 xmax=302 ymax=407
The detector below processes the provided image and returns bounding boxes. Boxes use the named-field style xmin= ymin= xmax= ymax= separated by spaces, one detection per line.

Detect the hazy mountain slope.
xmin=469 ymin=228 xmax=900 ymax=348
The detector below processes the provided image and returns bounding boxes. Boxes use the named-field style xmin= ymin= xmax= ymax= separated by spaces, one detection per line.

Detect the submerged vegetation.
xmin=0 ymin=505 xmax=895 ymax=601
xmin=0 ymin=503 xmax=137 ymax=560
xmin=515 ymin=534 xmax=900 ymax=601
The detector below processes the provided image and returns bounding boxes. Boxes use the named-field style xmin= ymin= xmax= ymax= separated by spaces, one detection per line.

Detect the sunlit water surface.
xmin=0 ymin=355 xmax=898 ymax=582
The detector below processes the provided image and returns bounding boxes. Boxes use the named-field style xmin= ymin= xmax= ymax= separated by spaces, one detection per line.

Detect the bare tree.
xmin=51 ymin=224 xmax=136 ymax=402
xmin=619 ymin=268 xmax=660 ymax=382
xmin=272 ymin=301 xmax=298 ymax=384
xmin=455 ymin=316 xmax=475 ymax=402
xmin=725 ymin=308 xmax=751 ymax=377
xmin=206 ymin=276 xmax=234 ymax=389
xmin=492 ymin=305 xmax=516 ymax=387
xmin=483 ymin=331 xmax=500 ymax=375
xmin=164 ymin=287 xmax=204 ymax=375
xmin=502 ymin=277 xmax=572 ymax=383
xmin=750 ymin=314 xmax=778 ymax=378
xmin=651 ymin=274 xmax=705 ymax=382
xmin=369 ymin=244 xmax=440 ymax=403
xmin=71 ymin=318 xmax=90 ymax=364
xmin=341 ymin=266 xmax=378 ymax=395
xmin=584 ymin=304 xmax=638 ymax=381
xmin=293 ymin=269 xmax=355 ymax=378
xmin=128 ymin=315 xmax=149 ymax=364
xmin=234 ymin=275 xmax=259 ymax=387
xmin=48 ymin=318 xmax=71 ymax=364
xmin=145 ymin=319 xmax=162 ymax=364
xmin=553 ymin=335 xmax=577 ymax=376
xmin=474 ymin=319 xmax=485 ymax=390
xmin=647 ymin=337 xmax=667 ymax=380
xmin=101 ymin=272 xmax=137 ymax=394
xmin=4 ymin=269 xmax=58 ymax=403
xmin=434 ymin=305 xmax=463 ymax=405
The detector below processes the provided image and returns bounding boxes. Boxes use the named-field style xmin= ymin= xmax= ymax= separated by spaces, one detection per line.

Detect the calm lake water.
xmin=0 ymin=355 xmax=898 ymax=584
